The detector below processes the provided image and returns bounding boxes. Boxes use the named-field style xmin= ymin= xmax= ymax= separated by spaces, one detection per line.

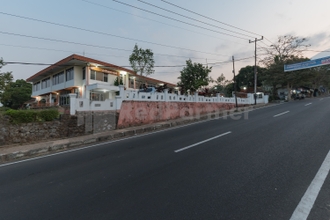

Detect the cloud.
xmin=307 ymin=32 xmax=330 ymax=47
xmin=215 ymin=43 xmax=230 ymax=52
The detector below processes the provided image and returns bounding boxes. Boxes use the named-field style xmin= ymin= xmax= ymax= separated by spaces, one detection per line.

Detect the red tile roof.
xmin=26 ymin=54 xmax=136 ymax=82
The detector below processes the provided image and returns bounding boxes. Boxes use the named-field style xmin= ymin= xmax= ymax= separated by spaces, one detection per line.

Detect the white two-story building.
xmin=26 ymin=54 xmax=175 ymax=107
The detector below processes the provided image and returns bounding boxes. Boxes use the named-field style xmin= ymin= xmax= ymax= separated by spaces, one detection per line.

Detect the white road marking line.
xmin=174 ymin=131 xmax=231 ymax=153
xmin=305 ymin=103 xmax=312 ymax=106
xmin=290 ymin=150 xmax=330 ymax=220
xmin=273 ymin=111 xmax=290 ymax=118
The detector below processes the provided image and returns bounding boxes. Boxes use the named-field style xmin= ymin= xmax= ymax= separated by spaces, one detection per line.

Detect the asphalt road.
xmin=1 ymin=98 xmax=330 ymax=220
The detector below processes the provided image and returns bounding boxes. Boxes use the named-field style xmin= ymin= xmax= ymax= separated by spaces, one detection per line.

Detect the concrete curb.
xmin=0 ymin=104 xmax=268 ymax=164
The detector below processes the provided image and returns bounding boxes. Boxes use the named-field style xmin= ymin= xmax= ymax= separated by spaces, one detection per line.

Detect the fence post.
xmin=69 ymin=93 xmax=77 ymax=115
xmin=216 ymin=93 xmax=221 ymax=103
xmin=194 ymin=92 xmax=198 ymax=102
xmin=118 ymin=85 xmax=125 ymax=98
xmin=164 ymin=89 xmax=169 ymax=102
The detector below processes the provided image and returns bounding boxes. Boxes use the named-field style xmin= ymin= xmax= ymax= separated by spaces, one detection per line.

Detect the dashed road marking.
xmin=174 ymin=131 xmax=231 ymax=153
xmin=273 ymin=111 xmax=290 ymax=118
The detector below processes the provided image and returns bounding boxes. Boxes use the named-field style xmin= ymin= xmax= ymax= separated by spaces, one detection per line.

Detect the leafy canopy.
xmin=0 ymin=58 xmax=14 ymax=103
xmin=236 ymin=65 xmax=265 ymax=90
xmin=211 ymin=73 xmax=230 ymax=94
xmin=259 ymin=35 xmax=311 ymax=98
xmin=129 ymin=44 xmax=155 ymax=76
xmin=1 ymin=79 xmax=32 ymax=109
xmin=178 ymin=59 xmax=212 ymax=94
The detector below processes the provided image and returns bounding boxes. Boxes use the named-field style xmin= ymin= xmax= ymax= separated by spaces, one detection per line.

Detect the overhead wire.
xmin=160 ymin=0 xmax=261 ymax=37
xmin=0 ymin=3 xmax=261 ymax=65
xmin=137 ymin=0 xmax=256 ymax=39
xmin=0 ymin=30 xmax=230 ymax=58
xmin=0 ymin=2 xmax=262 ymax=73
xmin=0 ymin=11 xmax=229 ymax=57
xmin=112 ymin=0 xmax=250 ymax=41
xmin=80 ymin=0 xmax=247 ymax=46
xmin=0 ymin=43 xmax=225 ymax=61
xmin=0 ymin=43 xmax=128 ymax=59
xmin=4 ymin=55 xmax=255 ymax=68
xmin=160 ymin=0 xmax=276 ymax=45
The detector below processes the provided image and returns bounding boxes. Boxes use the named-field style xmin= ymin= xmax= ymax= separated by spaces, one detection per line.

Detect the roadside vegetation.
xmin=4 ymin=108 xmax=59 ymax=124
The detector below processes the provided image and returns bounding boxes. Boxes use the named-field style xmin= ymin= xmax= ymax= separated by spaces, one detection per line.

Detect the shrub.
xmin=5 ymin=109 xmax=37 ymax=123
xmin=0 ymin=107 xmax=10 ymax=112
xmin=37 ymin=109 xmax=59 ymax=121
xmin=4 ymin=108 xmax=59 ymax=123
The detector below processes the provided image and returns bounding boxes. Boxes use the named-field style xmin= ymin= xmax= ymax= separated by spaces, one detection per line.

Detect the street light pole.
xmin=249 ymin=36 xmax=263 ymax=105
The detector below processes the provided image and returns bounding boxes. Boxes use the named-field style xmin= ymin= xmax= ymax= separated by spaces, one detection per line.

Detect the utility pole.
xmin=249 ymin=36 xmax=263 ymax=105
xmin=232 ymin=56 xmax=238 ymax=109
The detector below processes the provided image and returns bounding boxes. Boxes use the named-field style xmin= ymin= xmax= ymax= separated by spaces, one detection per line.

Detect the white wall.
xmin=69 ymin=85 xmax=270 ymax=115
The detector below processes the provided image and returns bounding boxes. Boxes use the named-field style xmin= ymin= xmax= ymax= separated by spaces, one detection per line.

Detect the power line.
xmin=0 ymin=30 xmax=229 ymax=57
xmin=81 ymin=0 xmax=245 ymax=45
xmin=0 ymin=11 xmax=229 ymax=57
xmin=0 ymin=42 xmax=226 ymax=61
xmin=161 ymin=0 xmax=262 ymax=37
xmin=263 ymin=36 xmax=275 ymax=45
xmin=211 ymin=56 xmax=254 ymax=67
xmin=4 ymin=56 xmax=254 ymax=68
xmin=0 ymin=43 xmax=128 ymax=58
xmin=113 ymin=0 xmax=250 ymax=40
xmin=137 ymin=0 xmax=255 ymax=39
xmin=81 ymin=0 xmax=248 ymax=46
xmin=0 ymin=30 xmax=131 ymax=51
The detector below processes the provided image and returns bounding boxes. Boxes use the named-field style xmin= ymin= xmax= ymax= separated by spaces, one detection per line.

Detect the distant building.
xmin=26 ymin=54 xmax=175 ymax=106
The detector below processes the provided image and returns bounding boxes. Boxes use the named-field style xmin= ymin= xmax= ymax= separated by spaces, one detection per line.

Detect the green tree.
xmin=0 ymin=58 xmax=14 ymax=103
xmin=211 ymin=73 xmax=230 ymax=93
xmin=224 ymin=82 xmax=235 ymax=97
xmin=260 ymin=35 xmax=311 ymax=99
xmin=1 ymin=79 xmax=32 ymax=109
xmin=129 ymin=44 xmax=155 ymax=76
xmin=178 ymin=59 xmax=212 ymax=94
xmin=114 ymin=76 xmax=123 ymax=95
xmin=310 ymin=66 xmax=330 ymax=89
xmin=236 ymin=65 xmax=265 ymax=90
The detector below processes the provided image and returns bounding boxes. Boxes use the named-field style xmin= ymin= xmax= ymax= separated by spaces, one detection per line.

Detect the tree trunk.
xmin=287 ymin=82 xmax=291 ymax=101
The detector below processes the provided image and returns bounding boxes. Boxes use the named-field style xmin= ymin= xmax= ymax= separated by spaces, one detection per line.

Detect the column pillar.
xmin=69 ymin=93 xmax=77 ymax=115
xmin=49 ymin=93 xmax=53 ymax=105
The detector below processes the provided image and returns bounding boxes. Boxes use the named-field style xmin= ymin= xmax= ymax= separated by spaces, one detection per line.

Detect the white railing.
xmin=69 ymin=85 xmax=269 ymax=115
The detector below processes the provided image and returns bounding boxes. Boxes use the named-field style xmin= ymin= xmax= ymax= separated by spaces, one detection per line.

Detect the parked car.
xmin=292 ymin=92 xmax=305 ymax=100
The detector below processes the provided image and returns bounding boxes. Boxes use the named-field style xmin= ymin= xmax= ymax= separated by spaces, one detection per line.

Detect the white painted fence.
xmin=69 ymin=86 xmax=269 ymax=115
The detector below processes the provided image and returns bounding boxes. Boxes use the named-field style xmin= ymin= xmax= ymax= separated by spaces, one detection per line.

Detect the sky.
xmin=1 ymin=0 xmax=330 ymax=85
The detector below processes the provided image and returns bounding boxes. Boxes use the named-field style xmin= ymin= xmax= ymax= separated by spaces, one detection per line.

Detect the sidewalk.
xmin=0 ymin=104 xmax=269 ymax=164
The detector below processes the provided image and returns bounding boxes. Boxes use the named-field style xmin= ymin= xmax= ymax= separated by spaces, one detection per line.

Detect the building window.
xmin=82 ymin=67 xmax=86 ymax=80
xmin=90 ymin=70 xmax=96 ymax=80
xmin=41 ymin=77 xmax=50 ymax=89
xmin=66 ymin=67 xmax=74 ymax=81
xmin=90 ymin=70 xmax=109 ymax=83
xmin=59 ymin=95 xmax=70 ymax=106
xmin=90 ymin=92 xmax=105 ymax=101
xmin=53 ymin=71 xmax=64 ymax=85
xmin=33 ymin=82 xmax=40 ymax=91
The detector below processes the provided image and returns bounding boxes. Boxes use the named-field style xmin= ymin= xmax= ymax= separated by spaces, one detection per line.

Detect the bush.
xmin=0 ymin=107 xmax=10 ymax=112
xmin=5 ymin=109 xmax=37 ymax=123
xmin=37 ymin=109 xmax=59 ymax=121
xmin=4 ymin=108 xmax=59 ymax=123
